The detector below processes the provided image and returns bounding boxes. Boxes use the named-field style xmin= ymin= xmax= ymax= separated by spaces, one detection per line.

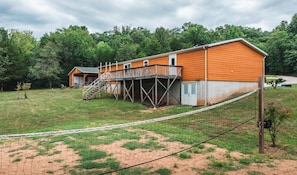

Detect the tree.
xmin=284 ymin=35 xmax=297 ymax=73
xmin=265 ymin=100 xmax=293 ymax=147
xmin=182 ymin=23 xmax=211 ymax=46
xmin=31 ymin=41 xmax=62 ymax=88
xmin=213 ymin=24 xmax=246 ymax=41
xmin=265 ymin=31 xmax=289 ymax=74
xmin=154 ymin=27 xmax=171 ymax=53
xmin=287 ymin=13 xmax=297 ymax=35
xmin=142 ymin=37 xmax=162 ymax=56
xmin=95 ymin=41 xmax=115 ymax=63
xmin=0 ymin=28 xmax=11 ymax=91
xmin=115 ymin=43 xmax=138 ymax=61
xmin=3 ymin=30 xmax=37 ymax=90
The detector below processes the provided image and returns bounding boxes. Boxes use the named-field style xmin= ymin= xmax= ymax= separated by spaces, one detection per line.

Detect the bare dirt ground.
xmin=0 ymin=139 xmax=80 ymax=175
xmin=0 ymin=129 xmax=296 ymax=175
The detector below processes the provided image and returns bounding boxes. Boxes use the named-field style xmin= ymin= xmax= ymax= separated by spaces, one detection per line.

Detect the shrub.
xmin=264 ymin=100 xmax=293 ymax=147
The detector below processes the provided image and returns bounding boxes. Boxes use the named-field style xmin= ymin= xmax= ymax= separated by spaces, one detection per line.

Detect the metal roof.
xmin=113 ymin=38 xmax=268 ymax=65
xmin=68 ymin=66 xmax=98 ymax=75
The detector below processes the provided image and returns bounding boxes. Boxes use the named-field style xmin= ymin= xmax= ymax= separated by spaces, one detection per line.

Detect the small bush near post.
xmin=264 ymin=100 xmax=293 ymax=147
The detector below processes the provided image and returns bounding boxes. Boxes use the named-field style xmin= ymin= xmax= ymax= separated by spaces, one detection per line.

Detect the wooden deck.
xmin=103 ymin=64 xmax=182 ymax=81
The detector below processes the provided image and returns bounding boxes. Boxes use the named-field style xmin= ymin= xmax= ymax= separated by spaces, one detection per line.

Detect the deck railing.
xmin=103 ymin=64 xmax=182 ymax=80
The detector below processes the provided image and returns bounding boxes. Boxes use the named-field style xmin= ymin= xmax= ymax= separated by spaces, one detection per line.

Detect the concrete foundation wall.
xmin=206 ymin=81 xmax=258 ymax=104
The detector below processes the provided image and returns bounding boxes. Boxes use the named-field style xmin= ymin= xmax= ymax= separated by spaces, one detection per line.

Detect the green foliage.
xmin=178 ymin=152 xmax=192 ymax=159
xmin=264 ymin=100 xmax=293 ymax=147
xmin=207 ymin=147 xmax=216 ymax=152
xmin=12 ymin=157 xmax=22 ymax=163
xmin=265 ymin=13 xmax=297 ymax=75
xmin=265 ymin=76 xmax=284 ymax=89
xmin=117 ymin=167 xmax=151 ymax=175
xmin=0 ymin=37 xmax=11 ymax=87
xmin=155 ymin=168 xmax=172 ymax=175
xmin=77 ymin=158 xmax=120 ymax=170
xmin=95 ymin=41 xmax=114 ymax=63
xmin=30 ymin=41 xmax=62 ymax=88
xmin=122 ymin=140 xmax=165 ymax=150
xmin=210 ymin=160 xmax=237 ymax=171
xmin=2 ymin=14 xmax=297 ymax=89
xmin=247 ymin=171 xmax=264 ymax=175
xmin=79 ymin=149 xmax=107 ymax=161
xmin=238 ymin=158 xmax=252 ymax=165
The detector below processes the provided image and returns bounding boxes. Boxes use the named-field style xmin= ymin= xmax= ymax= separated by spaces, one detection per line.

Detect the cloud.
xmin=0 ymin=0 xmax=296 ymax=39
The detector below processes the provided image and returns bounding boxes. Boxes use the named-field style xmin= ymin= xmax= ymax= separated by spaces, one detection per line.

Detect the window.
xmin=169 ymin=54 xmax=177 ymax=66
xmin=184 ymin=83 xmax=189 ymax=94
xmin=191 ymin=83 xmax=196 ymax=95
xmin=124 ymin=63 xmax=131 ymax=69
xmin=143 ymin=60 xmax=149 ymax=67
xmin=171 ymin=58 xmax=175 ymax=65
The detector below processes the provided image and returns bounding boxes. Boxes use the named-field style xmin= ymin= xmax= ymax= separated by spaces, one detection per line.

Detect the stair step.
xmin=82 ymin=73 xmax=108 ymax=100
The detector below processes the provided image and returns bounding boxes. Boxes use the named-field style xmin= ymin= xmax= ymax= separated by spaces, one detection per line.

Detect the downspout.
xmin=263 ymin=56 xmax=266 ymax=79
xmin=203 ymin=46 xmax=208 ymax=106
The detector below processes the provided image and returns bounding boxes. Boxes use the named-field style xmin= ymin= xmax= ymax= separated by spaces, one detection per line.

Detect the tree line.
xmin=0 ymin=13 xmax=296 ymax=91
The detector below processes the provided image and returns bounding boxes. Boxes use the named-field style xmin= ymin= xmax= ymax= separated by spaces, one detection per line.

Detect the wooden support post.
xmin=132 ymin=79 xmax=134 ymax=103
xmin=83 ymin=74 xmax=88 ymax=85
xmin=115 ymin=81 xmax=119 ymax=100
xmin=155 ymin=77 xmax=158 ymax=108
xmin=99 ymin=62 xmax=102 ymax=75
xmin=140 ymin=79 xmax=143 ymax=103
xmin=258 ymin=77 xmax=264 ymax=154
xmin=123 ymin=80 xmax=126 ymax=101
xmin=167 ymin=79 xmax=170 ymax=105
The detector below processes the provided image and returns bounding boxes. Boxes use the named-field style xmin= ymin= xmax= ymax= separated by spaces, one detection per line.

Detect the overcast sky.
xmin=1 ymin=0 xmax=296 ymax=39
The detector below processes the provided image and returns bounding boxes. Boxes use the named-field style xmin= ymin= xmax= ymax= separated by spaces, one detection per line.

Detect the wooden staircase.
xmin=82 ymin=72 xmax=108 ymax=100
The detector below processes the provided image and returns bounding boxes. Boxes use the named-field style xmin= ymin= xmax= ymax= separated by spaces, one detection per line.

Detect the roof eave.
xmin=207 ymin=38 xmax=268 ymax=56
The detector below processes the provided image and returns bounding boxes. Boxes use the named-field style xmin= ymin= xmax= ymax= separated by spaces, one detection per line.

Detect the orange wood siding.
xmin=100 ymin=55 xmax=170 ymax=74
xmin=149 ymin=56 xmax=168 ymax=65
xmin=129 ymin=56 xmax=168 ymax=68
xmin=132 ymin=60 xmax=143 ymax=68
xmin=207 ymin=42 xmax=264 ymax=82
xmin=177 ymin=50 xmax=205 ymax=81
xmin=69 ymin=69 xmax=82 ymax=86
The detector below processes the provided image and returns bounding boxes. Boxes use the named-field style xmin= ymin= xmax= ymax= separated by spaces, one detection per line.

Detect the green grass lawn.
xmin=0 ymin=86 xmax=296 ymax=174
xmin=0 ymin=88 xmax=194 ymax=134
xmin=1 ymin=86 xmax=296 ymax=153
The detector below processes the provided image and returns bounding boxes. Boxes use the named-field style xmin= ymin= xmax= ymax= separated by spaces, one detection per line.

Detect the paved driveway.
xmin=278 ymin=76 xmax=297 ymax=85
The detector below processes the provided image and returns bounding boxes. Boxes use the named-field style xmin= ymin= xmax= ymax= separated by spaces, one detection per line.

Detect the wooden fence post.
xmin=258 ymin=77 xmax=264 ymax=154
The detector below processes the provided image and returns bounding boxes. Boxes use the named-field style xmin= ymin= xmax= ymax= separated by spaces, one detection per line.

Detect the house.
xmin=68 ymin=66 xmax=98 ymax=87
xmin=83 ymin=38 xmax=267 ymax=107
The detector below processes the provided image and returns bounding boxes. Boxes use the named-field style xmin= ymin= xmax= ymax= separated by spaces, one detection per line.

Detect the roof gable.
xmin=207 ymin=38 xmax=268 ymax=56
xmin=68 ymin=66 xmax=98 ymax=75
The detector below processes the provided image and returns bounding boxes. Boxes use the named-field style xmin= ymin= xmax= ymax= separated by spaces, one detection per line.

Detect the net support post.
xmin=258 ymin=76 xmax=264 ymax=154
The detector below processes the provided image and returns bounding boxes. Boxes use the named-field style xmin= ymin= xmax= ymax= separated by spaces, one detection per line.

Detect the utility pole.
xmin=258 ymin=77 xmax=264 ymax=154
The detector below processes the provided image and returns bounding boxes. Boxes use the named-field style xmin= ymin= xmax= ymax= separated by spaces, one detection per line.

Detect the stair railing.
xmin=82 ymin=72 xmax=109 ymax=99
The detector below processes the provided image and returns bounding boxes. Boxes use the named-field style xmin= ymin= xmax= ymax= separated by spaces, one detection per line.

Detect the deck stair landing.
xmin=82 ymin=73 xmax=108 ymax=100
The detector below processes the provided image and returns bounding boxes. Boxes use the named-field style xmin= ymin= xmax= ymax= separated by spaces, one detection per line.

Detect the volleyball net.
xmin=0 ymin=90 xmax=259 ymax=175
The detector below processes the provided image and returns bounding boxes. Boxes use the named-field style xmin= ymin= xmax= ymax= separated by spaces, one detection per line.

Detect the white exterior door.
xmin=181 ymin=82 xmax=197 ymax=106
xmin=168 ymin=54 xmax=177 ymax=75
xmin=74 ymin=76 xmax=84 ymax=86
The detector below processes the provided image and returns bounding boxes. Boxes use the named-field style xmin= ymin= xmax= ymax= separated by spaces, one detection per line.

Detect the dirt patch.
xmin=94 ymin=129 xmax=254 ymax=174
xmin=226 ymin=159 xmax=297 ymax=175
xmin=1 ymin=129 xmax=296 ymax=175
xmin=0 ymin=139 xmax=79 ymax=175
xmin=94 ymin=132 xmax=208 ymax=174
